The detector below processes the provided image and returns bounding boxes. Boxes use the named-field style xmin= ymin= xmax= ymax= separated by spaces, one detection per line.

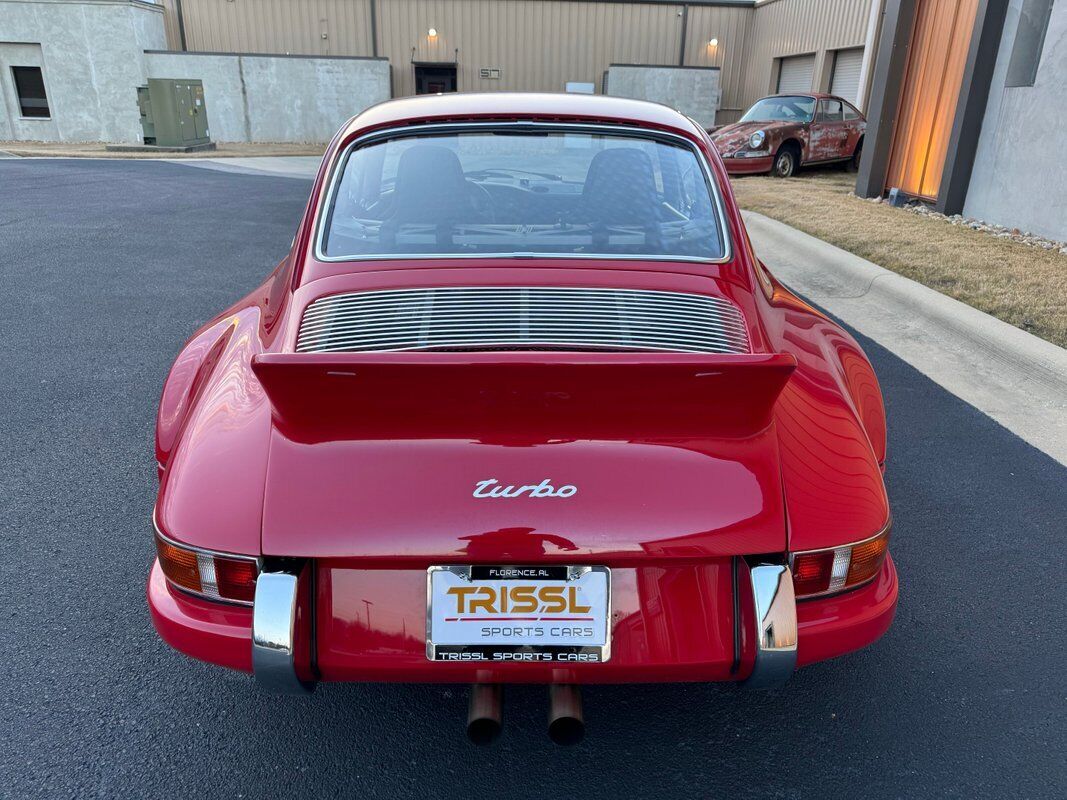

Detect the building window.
xmin=11 ymin=66 xmax=50 ymax=118
xmin=1005 ymin=0 xmax=1054 ymax=88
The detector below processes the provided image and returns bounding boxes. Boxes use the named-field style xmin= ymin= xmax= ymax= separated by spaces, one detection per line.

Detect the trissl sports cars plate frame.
xmin=426 ymin=565 xmax=611 ymax=663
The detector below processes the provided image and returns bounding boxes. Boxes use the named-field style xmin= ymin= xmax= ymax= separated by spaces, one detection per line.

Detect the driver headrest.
xmin=392 ymin=144 xmax=469 ymax=222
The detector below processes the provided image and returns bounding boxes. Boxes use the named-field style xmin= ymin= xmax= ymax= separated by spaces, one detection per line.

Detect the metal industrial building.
xmin=1 ymin=0 xmax=1063 ymax=240
xmin=0 ymin=0 xmax=880 ymax=143
xmin=151 ymin=0 xmax=881 ymax=123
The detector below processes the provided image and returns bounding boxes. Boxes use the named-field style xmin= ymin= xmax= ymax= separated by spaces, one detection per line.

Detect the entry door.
xmin=415 ymin=65 xmax=457 ymax=94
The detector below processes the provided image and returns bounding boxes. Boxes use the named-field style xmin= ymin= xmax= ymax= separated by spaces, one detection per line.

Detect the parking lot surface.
xmin=1 ymin=159 xmax=1064 ymax=799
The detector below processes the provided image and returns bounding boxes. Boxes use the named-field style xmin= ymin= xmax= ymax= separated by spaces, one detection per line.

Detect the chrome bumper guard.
xmin=740 ymin=563 xmax=798 ymax=689
xmin=252 ymin=564 xmax=317 ymax=694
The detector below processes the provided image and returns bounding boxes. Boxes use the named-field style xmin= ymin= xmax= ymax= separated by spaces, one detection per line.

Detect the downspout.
xmin=678 ymin=4 xmax=689 ymax=67
xmin=370 ymin=0 xmax=379 ymax=58
xmin=174 ymin=0 xmax=188 ymax=52
xmin=856 ymin=0 xmax=885 ymax=112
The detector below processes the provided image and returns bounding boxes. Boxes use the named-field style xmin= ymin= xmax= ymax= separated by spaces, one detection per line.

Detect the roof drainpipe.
xmin=856 ymin=0 xmax=886 ymax=113
xmin=678 ymin=5 xmax=689 ymax=67
xmin=174 ymin=0 xmax=188 ymax=52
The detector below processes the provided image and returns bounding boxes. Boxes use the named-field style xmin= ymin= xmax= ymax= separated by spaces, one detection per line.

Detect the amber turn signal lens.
xmin=156 ymin=536 xmax=202 ymax=594
xmin=847 ymin=534 xmax=889 ymax=586
xmin=790 ymin=525 xmax=890 ymax=599
xmin=155 ymin=531 xmax=258 ymax=605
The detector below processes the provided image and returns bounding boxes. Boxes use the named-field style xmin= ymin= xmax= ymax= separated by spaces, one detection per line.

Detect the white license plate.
xmin=426 ymin=565 xmax=611 ymax=663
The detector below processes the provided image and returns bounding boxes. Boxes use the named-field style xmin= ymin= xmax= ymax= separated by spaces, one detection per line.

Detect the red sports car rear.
xmin=148 ymin=93 xmax=896 ymax=743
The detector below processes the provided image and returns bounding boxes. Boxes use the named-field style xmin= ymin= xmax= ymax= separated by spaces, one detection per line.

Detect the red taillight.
xmin=790 ymin=524 xmax=891 ymax=599
xmin=791 ymin=549 xmax=834 ymax=596
xmin=155 ymin=531 xmax=258 ymax=605
xmin=214 ymin=557 xmax=258 ymax=604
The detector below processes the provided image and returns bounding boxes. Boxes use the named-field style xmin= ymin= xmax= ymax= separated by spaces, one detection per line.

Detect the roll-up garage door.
xmin=776 ymin=54 xmax=815 ymax=93
xmin=830 ymin=48 xmax=864 ymax=105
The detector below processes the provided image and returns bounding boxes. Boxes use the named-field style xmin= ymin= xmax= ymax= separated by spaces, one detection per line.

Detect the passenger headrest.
xmin=581 ymin=147 xmax=659 ymax=225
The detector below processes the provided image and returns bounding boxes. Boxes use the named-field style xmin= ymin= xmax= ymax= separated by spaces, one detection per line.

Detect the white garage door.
xmin=777 ymin=54 xmax=815 ymax=93
xmin=830 ymin=47 xmax=865 ymax=105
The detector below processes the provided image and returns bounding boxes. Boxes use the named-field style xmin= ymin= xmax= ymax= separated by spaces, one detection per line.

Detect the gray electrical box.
xmin=136 ymin=79 xmax=211 ymax=148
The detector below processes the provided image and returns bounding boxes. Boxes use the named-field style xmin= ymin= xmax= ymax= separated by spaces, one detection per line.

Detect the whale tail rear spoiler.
xmin=250 ymin=352 xmax=797 ymax=442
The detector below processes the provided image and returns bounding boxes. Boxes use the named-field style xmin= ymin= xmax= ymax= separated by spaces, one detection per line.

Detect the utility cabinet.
xmin=136 ymin=79 xmax=211 ymax=147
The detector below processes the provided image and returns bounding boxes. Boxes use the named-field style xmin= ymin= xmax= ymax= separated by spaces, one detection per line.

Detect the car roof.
xmin=337 ymin=92 xmax=707 ymax=140
xmin=762 ymin=92 xmax=856 ymax=104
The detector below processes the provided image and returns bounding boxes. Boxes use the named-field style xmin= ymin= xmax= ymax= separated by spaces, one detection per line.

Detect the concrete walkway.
xmin=745 ymin=210 xmax=1067 ymax=466
xmin=165 ymin=155 xmax=321 ymax=179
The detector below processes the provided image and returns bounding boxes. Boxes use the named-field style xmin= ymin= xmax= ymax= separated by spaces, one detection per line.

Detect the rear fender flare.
xmin=155 ymin=318 xmax=239 ymax=471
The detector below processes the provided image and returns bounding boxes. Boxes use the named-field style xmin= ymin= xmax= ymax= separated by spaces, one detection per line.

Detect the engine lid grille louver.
xmin=296 ymin=287 xmax=750 ymax=355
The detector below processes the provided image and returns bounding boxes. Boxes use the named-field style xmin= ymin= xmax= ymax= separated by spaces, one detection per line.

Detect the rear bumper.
xmin=721 ymin=156 xmax=773 ymax=175
xmin=147 ymin=560 xmax=252 ymax=672
xmin=797 ymin=554 xmax=898 ymax=667
xmin=147 ymin=555 xmax=897 ymax=684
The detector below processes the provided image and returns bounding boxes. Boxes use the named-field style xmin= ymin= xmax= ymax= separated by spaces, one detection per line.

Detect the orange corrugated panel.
xmin=886 ymin=0 xmax=979 ymax=200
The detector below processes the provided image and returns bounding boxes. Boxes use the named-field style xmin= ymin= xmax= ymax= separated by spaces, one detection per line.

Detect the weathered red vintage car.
xmin=711 ymin=93 xmax=866 ymax=177
xmin=148 ymin=93 xmax=896 ymax=745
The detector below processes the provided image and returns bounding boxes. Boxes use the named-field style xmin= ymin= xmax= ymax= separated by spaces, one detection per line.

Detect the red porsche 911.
xmin=148 ymin=93 xmax=897 ymax=745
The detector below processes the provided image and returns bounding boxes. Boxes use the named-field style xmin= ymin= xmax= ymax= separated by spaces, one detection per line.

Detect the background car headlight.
xmin=749 ymin=130 xmax=766 ymax=149
xmin=155 ymin=528 xmax=259 ymax=605
xmin=790 ymin=523 xmax=891 ymax=598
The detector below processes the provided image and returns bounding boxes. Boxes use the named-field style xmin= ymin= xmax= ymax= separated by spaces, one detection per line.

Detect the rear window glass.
xmin=320 ymin=129 xmax=725 ymax=261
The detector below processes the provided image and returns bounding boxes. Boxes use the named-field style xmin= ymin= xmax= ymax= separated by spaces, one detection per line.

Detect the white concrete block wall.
xmin=604 ymin=66 xmax=721 ymax=130
xmin=142 ymin=53 xmax=245 ymax=142
xmin=0 ymin=0 xmax=166 ymax=143
xmin=965 ymin=0 xmax=1067 ymax=241
xmin=144 ymin=52 xmax=392 ymax=143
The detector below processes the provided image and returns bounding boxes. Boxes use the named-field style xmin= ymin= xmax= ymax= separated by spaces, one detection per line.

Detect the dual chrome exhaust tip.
xmin=467 ymin=683 xmax=585 ymax=746
xmin=466 ymin=684 xmax=504 ymax=746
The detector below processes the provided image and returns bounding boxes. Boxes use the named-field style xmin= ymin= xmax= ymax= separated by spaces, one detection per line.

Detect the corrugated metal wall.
xmin=682 ymin=4 xmax=752 ymax=118
xmin=161 ymin=0 xmax=875 ymax=122
xmin=377 ymin=0 xmax=685 ymax=97
xmin=177 ymin=0 xmax=375 ymax=56
xmin=885 ymin=0 xmax=980 ymax=200
xmin=740 ymin=0 xmax=874 ymax=108
xmin=157 ymin=0 xmax=184 ymax=50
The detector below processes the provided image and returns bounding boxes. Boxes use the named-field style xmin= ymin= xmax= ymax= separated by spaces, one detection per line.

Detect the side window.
xmin=817 ymin=99 xmax=843 ymax=122
xmin=11 ymin=66 xmax=50 ymax=119
xmin=843 ymin=103 xmax=860 ymax=121
xmin=1005 ymin=0 xmax=1054 ymax=87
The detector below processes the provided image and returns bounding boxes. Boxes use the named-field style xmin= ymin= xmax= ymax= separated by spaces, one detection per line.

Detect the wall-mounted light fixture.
xmin=428 ymin=28 xmax=438 ymax=38
xmin=708 ymin=38 xmax=719 ymax=47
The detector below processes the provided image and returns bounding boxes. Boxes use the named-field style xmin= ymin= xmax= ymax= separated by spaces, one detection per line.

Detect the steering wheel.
xmin=467 ymin=181 xmax=496 ymax=223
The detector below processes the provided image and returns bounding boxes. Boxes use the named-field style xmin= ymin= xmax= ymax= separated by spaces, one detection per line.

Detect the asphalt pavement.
xmin=1 ymin=159 xmax=1064 ymax=799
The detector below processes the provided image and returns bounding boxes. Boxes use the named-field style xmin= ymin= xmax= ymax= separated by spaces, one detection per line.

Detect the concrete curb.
xmin=743 ymin=210 xmax=1067 ymax=465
